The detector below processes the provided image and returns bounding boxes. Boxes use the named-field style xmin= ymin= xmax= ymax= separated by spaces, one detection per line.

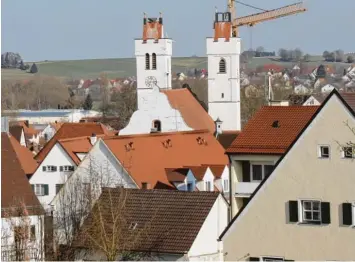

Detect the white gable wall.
xmin=195 ymin=168 xmax=215 ymax=191
xmin=119 ymin=89 xmax=193 ymax=135
xmin=30 ymin=143 xmax=76 ymax=210
xmin=20 ymin=129 xmax=26 ymax=147
xmin=188 ymin=195 xmax=228 ymax=261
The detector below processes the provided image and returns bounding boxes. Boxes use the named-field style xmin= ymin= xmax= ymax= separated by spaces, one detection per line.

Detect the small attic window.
xmin=128 ymin=222 xmax=138 ymax=230
xmin=271 ymin=120 xmax=280 ymax=128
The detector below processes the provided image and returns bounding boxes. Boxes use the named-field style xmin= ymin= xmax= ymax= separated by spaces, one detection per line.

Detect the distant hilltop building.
xmin=4 ymin=109 xmax=101 ymax=125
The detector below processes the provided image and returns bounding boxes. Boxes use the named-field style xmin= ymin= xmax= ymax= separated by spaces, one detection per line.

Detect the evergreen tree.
xmin=30 ymin=63 xmax=38 ymax=74
xmin=83 ymin=94 xmax=93 ymax=110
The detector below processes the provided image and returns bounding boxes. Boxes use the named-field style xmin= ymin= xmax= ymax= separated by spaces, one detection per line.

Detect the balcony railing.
xmin=1 ymin=247 xmax=39 ymax=261
xmin=234 ymin=182 xmax=260 ymax=197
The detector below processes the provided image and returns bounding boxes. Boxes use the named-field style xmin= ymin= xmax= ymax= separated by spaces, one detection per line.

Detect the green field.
xmin=1 ymin=56 xmax=350 ymax=81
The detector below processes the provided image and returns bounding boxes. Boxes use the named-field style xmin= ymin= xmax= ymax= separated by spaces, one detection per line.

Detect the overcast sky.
xmin=1 ymin=0 xmax=354 ymax=61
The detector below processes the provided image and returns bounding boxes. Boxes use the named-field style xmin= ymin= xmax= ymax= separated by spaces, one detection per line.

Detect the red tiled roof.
xmin=227 ymin=106 xmax=319 ymax=154
xmin=161 ymin=89 xmax=215 ymax=133
xmin=165 ymin=168 xmax=189 ymax=183
xmin=103 ymin=130 xmax=228 ymax=189
xmin=207 ymin=165 xmax=226 ymax=179
xmin=11 ymin=121 xmax=39 ymax=136
xmin=1 ymin=133 xmax=43 ymax=217
xmin=35 ymin=123 xmax=115 ymax=163
xmin=186 ymin=166 xmax=208 ymax=181
xmin=9 ymin=135 xmax=38 ymax=176
xmin=73 ymin=188 xmax=220 ymax=254
xmin=217 ymin=131 xmax=240 ymax=149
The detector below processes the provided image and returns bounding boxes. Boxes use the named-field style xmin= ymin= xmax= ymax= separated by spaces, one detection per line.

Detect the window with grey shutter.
xmin=342 ymin=203 xmax=352 ymax=226
xmin=60 ymin=166 xmax=63 ymax=172
xmin=321 ymin=202 xmax=331 ymax=224
xmin=53 ymin=166 xmax=57 ymax=172
xmin=42 ymin=166 xmax=47 ymax=172
xmin=288 ymin=200 xmax=298 ymax=222
xmin=44 ymin=184 xmax=49 ymax=195
xmin=242 ymin=161 xmax=250 ymax=182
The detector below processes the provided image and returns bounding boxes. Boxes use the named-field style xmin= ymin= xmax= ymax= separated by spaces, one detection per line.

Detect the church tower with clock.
xmin=206 ymin=11 xmax=241 ymax=131
xmin=135 ymin=13 xmax=172 ymax=110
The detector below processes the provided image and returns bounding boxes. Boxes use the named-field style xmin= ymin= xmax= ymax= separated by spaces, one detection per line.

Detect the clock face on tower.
xmin=145 ymin=76 xmax=158 ymax=88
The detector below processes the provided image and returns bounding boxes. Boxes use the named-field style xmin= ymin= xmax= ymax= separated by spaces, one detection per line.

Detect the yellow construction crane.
xmin=227 ymin=0 xmax=307 ymax=38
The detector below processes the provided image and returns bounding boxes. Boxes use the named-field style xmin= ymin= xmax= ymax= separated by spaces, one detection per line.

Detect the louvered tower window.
xmin=219 ymin=58 xmax=226 ymax=73
xmin=145 ymin=53 xmax=150 ymax=70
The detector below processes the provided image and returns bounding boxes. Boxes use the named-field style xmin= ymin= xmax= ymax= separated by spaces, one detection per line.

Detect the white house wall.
xmin=119 ymin=89 xmax=193 ymax=135
xmin=1 ymin=215 xmax=45 ymax=260
xmin=30 ymin=143 xmax=76 ymax=210
xmin=188 ymin=195 xmax=228 ymax=261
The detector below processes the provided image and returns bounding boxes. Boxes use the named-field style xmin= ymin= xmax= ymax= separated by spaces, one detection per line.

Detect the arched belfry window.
xmin=152 ymin=53 xmax=157 ymax=70
xmin=145 ymin=53 xmax=150 ymax=70
xmin=219 ymin=58 xmax=226 ymax=73
xmin=153 ymin=120 xmax=161 ymax=132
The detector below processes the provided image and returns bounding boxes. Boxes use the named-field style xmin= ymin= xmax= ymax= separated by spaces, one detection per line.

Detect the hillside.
xmin=1 ymin=56 xmax=350 ymax=81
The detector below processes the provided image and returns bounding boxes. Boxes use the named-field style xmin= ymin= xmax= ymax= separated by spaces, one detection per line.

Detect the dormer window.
xmin=145 ymin=53 xmax=150 ymax=70
xmin=219 ymin=58 xmax=226 ymax=73
xmin=205 ymin=181 xmax=212 ymax=191
xmin=152 ymin=53 xmax=157 ymax=70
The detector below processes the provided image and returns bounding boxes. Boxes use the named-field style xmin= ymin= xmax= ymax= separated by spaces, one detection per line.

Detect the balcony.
xmin=234 ymin=182 xmax=260 ymax=197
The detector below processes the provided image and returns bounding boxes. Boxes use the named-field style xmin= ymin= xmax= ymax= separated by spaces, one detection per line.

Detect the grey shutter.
xmin=44 ymin=184 xmax=49 ymax=195
xmin=53 ymin=166 xmax=57 ymax=172
xmin=59 ymin=166 xmax=63 ymax=172
xmin=321 ymin=202 xmax=331 ymax=224
xmin=289 ymin=200 xmax=299 ymax=222
xmin=42 ymin=166 xmax=47 ymax=172
xmin=242 ymin=161 xmax=251 ymax=182
xmin=70 ymin=166 xmax=75 ymax=171
xmin=342 ymin=203 xmax=352 ymax=226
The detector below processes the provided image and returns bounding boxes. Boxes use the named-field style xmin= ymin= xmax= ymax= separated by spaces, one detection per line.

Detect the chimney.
xmin=214 ymin=117 xmax=223 ymax=137
xmin=90 ymin=133 xmax=97 ymax=145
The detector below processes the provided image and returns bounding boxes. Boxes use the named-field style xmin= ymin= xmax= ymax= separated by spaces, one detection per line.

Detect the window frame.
xmin=43 ymin=165 xmax=57 ymax=172
xmin=218 ymin=58 xmax=226 ymax=74
xmin=30 ymin=225 xmax=36 ymax=241
xmin=342 ymin=146 xmax=354 ymax=159
xmin=299 ymin=199 xmax=322 ymax=224
xmin=60 ymin=165 xmax=75 ymax=172
xmin=205 ymin=180 xmax=212 ymax=191
xmin=318 ymin=145 xmax=330 ymax=159
xmin=223 ymin=179 xmax=229 ymax=192
xmin=250 ymin=162 xmax=274 ymax=182
xmin=34 ymin=184 xmax=45 ymax=196
xmin=186 ymin=182 xmax=193 ymax=192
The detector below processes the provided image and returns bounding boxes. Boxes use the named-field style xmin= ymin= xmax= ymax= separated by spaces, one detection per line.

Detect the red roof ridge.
xmin=58 ymin=134 xmax=106 ymax=143
xmin=111 ymin=129 xmax=211 ymax=140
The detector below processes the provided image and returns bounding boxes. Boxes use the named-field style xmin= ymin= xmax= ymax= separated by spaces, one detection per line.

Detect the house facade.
xmin=220 ymin=90 xmax=355 ymax=261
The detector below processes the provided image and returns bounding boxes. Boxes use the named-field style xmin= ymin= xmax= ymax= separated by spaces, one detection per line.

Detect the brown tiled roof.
xmin=186 ymin=166 xmax=208 ymax=181
xmin=341 ymin=92 xmax=355 ymax=112
xmin=207 ymin=165 xmax=226 ymax=179
xmin=35 ymin=123 xmax=115 ymax=162
xmin=165 ymin=168 xmax=189 ymax=183
xmin=103 ymin=130 xmax=228 ymax=189
xmin=73 ymin=188 xmax=219 ymax=253
xmin=9 ymin=135 xmax=38 ymax=176
xmin=217 ymin=131 xmax=240 ymax=149
xmin=12 ymin=121 xmax=40 ymax=136
xmin=161 ymin=89 xmax=215 ymax=133
xmin=58 ymin=135 xmax=104 ymax=165
xmin=227 ymin=106 xmax=318 ymax=154
xmin=9 ymin=125 xmax=23 ymax=144
xmin=1 ymin=133 xmax=43 ymax=217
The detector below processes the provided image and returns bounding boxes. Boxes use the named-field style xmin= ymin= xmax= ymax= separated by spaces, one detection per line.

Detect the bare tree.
xmin=1 ymin=200 xmax=44 ymax=261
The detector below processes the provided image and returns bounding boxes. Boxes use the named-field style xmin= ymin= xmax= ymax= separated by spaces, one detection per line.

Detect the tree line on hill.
xmin=323 ymin=50 xmax=354 ymax=63
xmin=1 ymin=52 xmax=38 ymax=73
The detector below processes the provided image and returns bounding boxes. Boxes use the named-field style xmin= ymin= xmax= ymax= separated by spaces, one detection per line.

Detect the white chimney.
xmin=90 ymin=133 xmax=97 ymax=145
xmin=214 ymin=117 xmax=223 ymax=137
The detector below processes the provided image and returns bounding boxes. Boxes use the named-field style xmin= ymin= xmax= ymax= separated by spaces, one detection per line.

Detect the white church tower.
xmin=135 ymin=13 xmax=172 ymax=110
xmin=206 ymin=11 xmax=241 ymax=131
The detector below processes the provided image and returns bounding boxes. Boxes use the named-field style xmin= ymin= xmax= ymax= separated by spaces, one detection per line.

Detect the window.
xmin=44 ymin=133 xmax=48 ymax=141
xmin=32 ymin=184 xmax=49 ymax=196
xmin=318 ymin=145 xmax=330 ymax=158
xmin=250 ymin=163 xmax=274 ymax=182
xmin=145 ymin=53 xmax=150 ymax=70
xmin=187 ymin=182 xmax=193 ymax=192
xmin=56 ymin=184 xmax=63 ymax=194
xmin=152 ymin=53 xmax=157 ymax=70
xmin=301 ymin=200 xmax=321 ymax=223
xmin=152 ymin=120 xmax=161 ymax=132
xmin=205 ymin=181 xmax=212 ymax=191
xmin=30 ymin=225 xmax=36 ymax=241
xmin=128 ymin=222 xmax=138 ymax=230
xmin=288 ymin=199 xmax=330 ymax=225
xmin=342 ymin=202 xmax=355 ymax=226
xmin=221 ymin=93 xmax=224 ymax=98
xmin=223 ymin=179 xmax=229 ymax=192
xmin=261 ymin=257 xmax=284 ymax=261
xmin=42 ymin=165 xmax=57 ymax=172
xmin=59 ymin=165 xmax=75 ymax=172
xmin=342 ymin=146 xmax=354 ymax=159
xmin=219 ymin=58 xmax=226 ymax=73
